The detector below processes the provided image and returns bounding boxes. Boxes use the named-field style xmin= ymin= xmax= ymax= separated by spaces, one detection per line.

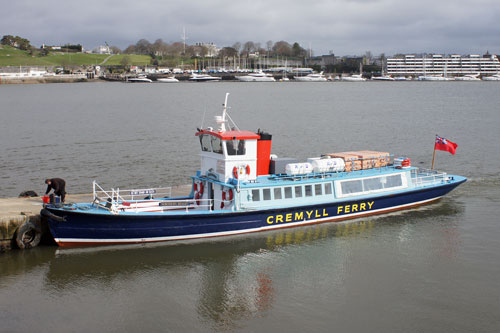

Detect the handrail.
xmin=91 ymin=181 xmax=235 ymax=214
xmin=411 ymin=168 xmax=448 ymax=187
xmin=92 ymin=181 xmax=173 ymax=214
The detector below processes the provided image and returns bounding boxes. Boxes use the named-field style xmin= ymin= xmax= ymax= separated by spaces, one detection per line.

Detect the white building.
xmin=387 ymin=54 xmax=500 ymax=76
xmin=194 ymin=42 xmax=220 ymax=57
xmin=92 ymin=45 xmax=111 ymax=54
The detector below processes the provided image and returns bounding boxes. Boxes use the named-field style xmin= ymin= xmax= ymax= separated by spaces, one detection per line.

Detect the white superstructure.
xmin=387 ymin=54 xmax=500 ymax=77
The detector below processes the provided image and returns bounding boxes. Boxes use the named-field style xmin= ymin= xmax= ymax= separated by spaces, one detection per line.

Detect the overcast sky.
xmin=2 ymin=0 xmax=500 ymax=56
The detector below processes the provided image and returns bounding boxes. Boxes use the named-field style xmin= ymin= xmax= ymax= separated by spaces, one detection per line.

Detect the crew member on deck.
xmin=45 ymin=178 xmax=66 ymax=203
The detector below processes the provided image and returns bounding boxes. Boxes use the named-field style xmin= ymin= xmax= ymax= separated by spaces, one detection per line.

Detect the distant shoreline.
xmin=0 ymin=76 xmax=91 ymax=84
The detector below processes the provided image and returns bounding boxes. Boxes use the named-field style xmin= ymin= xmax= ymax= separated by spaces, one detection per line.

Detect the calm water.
xmin=1 ymin=81 xmax=499 ymax=332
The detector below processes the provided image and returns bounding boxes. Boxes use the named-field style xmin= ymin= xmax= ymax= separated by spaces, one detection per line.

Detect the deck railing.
xmin=93 ymin=181 xmax=172 ymax=201
xmin=411 ymin=168 xmax=449 ymax=187
xmin=92 ymin=181 xmax=229 ymax=214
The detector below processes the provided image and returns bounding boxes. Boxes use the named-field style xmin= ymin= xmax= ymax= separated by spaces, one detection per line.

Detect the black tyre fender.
xmin=15 ymin=221 xmax=42 ymax=249
xmin=40 ymin=208 xmax=66 ymax=222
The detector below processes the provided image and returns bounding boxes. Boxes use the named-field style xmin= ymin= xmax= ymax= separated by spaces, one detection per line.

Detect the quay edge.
xmin=0 ymin=186 xmax=191 ymax=251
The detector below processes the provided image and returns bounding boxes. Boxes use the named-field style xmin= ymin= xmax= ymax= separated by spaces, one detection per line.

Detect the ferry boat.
xmin=42 ymin=94 xmax=466 ymax=247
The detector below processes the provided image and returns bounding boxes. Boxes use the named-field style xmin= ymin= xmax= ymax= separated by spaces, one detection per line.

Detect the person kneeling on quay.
xmin=45 ymin=178 xmax=66 ymax=203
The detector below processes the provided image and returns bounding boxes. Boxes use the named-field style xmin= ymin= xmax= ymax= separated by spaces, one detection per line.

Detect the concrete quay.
xmin=0 ymin=185 xmax=191 ymax=251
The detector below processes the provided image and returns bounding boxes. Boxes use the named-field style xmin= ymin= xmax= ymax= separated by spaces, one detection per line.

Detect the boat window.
xmin=252 ymin=189 xmax=260 ymax=201
xmin=341 ymin=180 xmax=363 ymax=194
xmin=325 ymin=183 xmax=333 ymax=195
xmin=200 ymin=134 xmax=212 ymax=152
xmin=211 ymin=136 xmax=223 ymax=154
xmin=315 ymin=184 xmax=323 ymax=195
xmin=305 ymin=185 xmax=313 ymax=197
xmin=363 ymin=177 xmax=384 ymax=191
xmin=274 ymin=188 xmax=282 ymax=200
xmin=385 ymin=174 xmax=403 ymax=187
xmin=226 ymin=139 xmax=246 ymax=156
xmin=263 ymin=188 xmax=271 ymax=201
xmin=295 ymin=186 xmax=303 ymax=198
xmin=284 ymin=187 xmax=293 ymax=199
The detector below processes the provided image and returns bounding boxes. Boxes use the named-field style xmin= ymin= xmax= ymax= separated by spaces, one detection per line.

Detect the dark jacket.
xmin=46 ymin=178 xmax=66 ymax=195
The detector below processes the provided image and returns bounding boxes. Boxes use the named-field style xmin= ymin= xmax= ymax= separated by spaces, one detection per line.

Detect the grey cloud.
xmin=1 ymin=0 xmax=499 ymax=55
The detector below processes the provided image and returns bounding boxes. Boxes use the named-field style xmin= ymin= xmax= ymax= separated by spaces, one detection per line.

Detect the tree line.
xmin=121 ymin=39 xmax=309 ymax=58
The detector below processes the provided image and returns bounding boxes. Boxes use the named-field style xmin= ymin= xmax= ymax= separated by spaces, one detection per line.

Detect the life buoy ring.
xmin=220 ymin=188 xmax=234 ymax=210
xmin=15 ymin=221 xmax=41 ymax=249
xmin=194 ymin=181 xmax=205 ymax=203
xmin=233 ymin=165 xmax=251 ymax=179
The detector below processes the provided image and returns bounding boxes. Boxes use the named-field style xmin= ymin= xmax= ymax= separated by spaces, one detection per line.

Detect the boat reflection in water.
xmin=46 ymin=205 xmax=459 ymax=330
xmin=0 ymin=198 xmax=464 ymax=331
xmin=41 ymin=219 xmax=379 ymax=329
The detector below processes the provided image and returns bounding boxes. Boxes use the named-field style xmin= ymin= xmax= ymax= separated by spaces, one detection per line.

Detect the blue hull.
xmin=44 ymin=177 xmax=466 ymax=246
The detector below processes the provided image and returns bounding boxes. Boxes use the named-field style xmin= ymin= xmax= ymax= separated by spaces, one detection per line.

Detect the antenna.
xmin=181 ymin=26 xmax=188 ymax=54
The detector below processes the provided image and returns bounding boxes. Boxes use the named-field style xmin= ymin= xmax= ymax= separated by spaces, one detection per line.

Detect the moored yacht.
xmin=157 ymin=76 xmax=180 ymax=83
xmin=294 ymin=72 xmax=328 ymax=82
xmin=482 ymin=74 xmax=500 ymax=81
xmin=342 ymin=74 xmax=366 ymax=82
xmin=372 ymin=75 xmax=395 ymax=81
xmin=126 ymin=75 xmax=152 ymax=83
xmin=417 ymin=75 xmax=452 ymax=81
xmin=236 ymin=71 xmax=276 ymax=82
xmin=455 ymin=74 xmax=480 ymax=81
xmin=189 ymin=73 xmax=221 ymax=82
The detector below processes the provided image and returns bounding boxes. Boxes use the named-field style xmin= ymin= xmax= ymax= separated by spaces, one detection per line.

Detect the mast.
xmin=216 ymin=93 xmax=230 ymax=132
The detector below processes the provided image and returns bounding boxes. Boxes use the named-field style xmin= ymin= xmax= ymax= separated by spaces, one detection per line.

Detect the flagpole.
xmin=431 ymin=135 xmax=437 ymax=170
xmin=431 ymin=147 xmax=436 ymax=170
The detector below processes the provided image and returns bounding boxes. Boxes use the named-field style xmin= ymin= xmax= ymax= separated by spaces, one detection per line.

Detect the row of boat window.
xmin=339 ymin=174 xmax=403 ymax=195
xmin=251 ymin=174 xmax=404 ymax=202
xmin=251 ymin=182 xmax=333 ymax=201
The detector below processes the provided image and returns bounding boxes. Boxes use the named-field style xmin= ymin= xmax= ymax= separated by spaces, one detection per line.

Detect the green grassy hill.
xmin=0 ymin=45 xmax=151 ymax=67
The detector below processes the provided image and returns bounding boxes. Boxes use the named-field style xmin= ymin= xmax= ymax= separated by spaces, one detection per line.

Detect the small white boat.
xmin=372 ymin=75 xmax=395 ymax=81
xmin=417 ymin=75 xmax=452 ymax=81
xmin=157 ymin=76 xmax=179 ymax=83
xmin=455 ymin=74 xmax=480 ymax=81
xmin=236 ymin=71 xmax=276 ymax=82
xmin=127 ymin=75 xmax=152 ymax=83
xmin=394 ymin=76 xmax=411 ymax=81
xmin=294 ymin=72 xmax=328 ymax=82
xmin=342 ymin=74 xmax=366 ymax=82
xmin=482 ymin=74 xmax=500 ymax=81
xmin=189 ymin=74 xmax=221 ymax=82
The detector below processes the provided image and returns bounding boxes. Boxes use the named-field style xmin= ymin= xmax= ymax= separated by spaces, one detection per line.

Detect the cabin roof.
xmin=196 ymin=129 xmax=260 ymax=140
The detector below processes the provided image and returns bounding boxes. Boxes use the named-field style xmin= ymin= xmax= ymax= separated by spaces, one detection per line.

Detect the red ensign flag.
xmin=435 ymin=135 xmax=458 ymax=155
